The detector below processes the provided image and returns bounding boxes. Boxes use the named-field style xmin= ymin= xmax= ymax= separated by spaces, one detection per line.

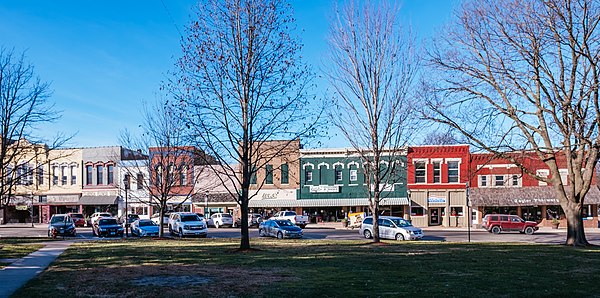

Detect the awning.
xmin=79 ymin=196 xmax=119 ymax=205
xmin=469 ymin=186 xmax=600 ymax=207
xmin=249 ymin=197 xmax=408 ymax=208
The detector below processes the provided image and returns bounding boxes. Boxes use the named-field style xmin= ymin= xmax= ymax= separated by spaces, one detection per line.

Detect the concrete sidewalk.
xmin=0 ymin=241 xmax=74 ymax=298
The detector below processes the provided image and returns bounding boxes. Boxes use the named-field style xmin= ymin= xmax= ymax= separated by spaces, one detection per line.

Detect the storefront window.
xmin=450 ymin=207 xmax=464 ymax=216
xmin=411 ymin=206 xmax=424 ymax=216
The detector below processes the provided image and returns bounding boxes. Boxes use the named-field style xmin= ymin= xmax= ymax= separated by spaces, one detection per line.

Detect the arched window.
xmin=180 ymin=165 xmax=188 ymax=186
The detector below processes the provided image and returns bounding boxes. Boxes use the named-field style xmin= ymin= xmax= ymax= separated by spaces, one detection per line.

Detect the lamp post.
xmin=30 ymin=191 xmax=34 ymax=228
xmin=406 ymin=189 xmax=412 ymax=222
xmin=466 ymin=182 xmax=471 ymax=242
xmin=123 ymin=175 xmax=130 ymax=237
xmin=204 ymin=190 xmax=209 ymax=217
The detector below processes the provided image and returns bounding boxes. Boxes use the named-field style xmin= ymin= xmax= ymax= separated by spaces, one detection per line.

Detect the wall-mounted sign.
xmin=428 ymin=197 xmax=446 ymax=204
xmin=309 ymin=185 xmax=340 ymax=193
xmin=250 ymin=189 xmax=297 ymax=200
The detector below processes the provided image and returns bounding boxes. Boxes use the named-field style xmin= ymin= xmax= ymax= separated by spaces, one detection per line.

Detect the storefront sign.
xmin=250 ymin=189 xmax=297 ymax=200
xmin=427 ymin=197 xmax=446 ymax=204
xmin=309 ymin=185 xmax=340 ymax=193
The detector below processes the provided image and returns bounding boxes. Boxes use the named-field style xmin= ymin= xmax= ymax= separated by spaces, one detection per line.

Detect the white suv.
xmin=360 ymin=216 xmax=424 ymax=241
xmin=210 ymin=213 xmax=234 ymax=228
xmin=90 ymin=212 xmax=112 ymax=227
xmin=168 ymin=212 xmax=208 ymax=238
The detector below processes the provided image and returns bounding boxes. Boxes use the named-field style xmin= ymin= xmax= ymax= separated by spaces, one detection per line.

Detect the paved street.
xmin=2 ymin=224 xmax=600 ymax=245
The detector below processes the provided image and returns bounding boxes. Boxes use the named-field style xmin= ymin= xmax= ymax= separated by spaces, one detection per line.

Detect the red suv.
xmin=68 ymin=213 xmax=86 ymax=227
xmin=482 ymin=214 xmax=539 ymax=235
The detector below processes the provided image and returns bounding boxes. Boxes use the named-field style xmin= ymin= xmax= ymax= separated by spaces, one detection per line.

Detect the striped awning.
xmin=248 ymin=197 xmax=408 ymax=208
xmin=79 ymin=196 xmax=118 ymax=205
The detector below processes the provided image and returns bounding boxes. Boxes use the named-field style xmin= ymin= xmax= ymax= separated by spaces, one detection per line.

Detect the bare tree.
xmin=326 ymin=1 xmax=419 ymax=242
xmin=425 ymin=0 xmax=600 ymax=246
xmin=0 ymin=48 xmax=68 ymax=222
xmin=421 ymin=130 xmax=460 ymax=146
xmin=170 ymin=0 xmax=320 ymax=250
xmin=120 ymin=98 xmax=212 ymax=237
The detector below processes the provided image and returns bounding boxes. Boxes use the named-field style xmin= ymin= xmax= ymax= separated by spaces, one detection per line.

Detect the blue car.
xmin=47 ymin=214 xmax=77 ymax=237
xmin=131 ymin=219 xmax=160 ymax=237
xmin=258 ymin=219 xmax=303 ymax=239
xmin=93 ymin=217 xmax=124 ymax=237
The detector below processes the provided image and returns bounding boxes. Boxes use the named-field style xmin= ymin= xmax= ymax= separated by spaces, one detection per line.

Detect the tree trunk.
xmin=371 ymin=197 xmax=380 ymax=243
xmin=563 ymin=202 xmax=589 ymax=246
xmin=240 ymin=189 xmax=250 ymax=250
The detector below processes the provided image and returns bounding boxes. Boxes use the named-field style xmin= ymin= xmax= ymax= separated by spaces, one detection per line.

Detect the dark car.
xmin=93 ymin=217 xmax=124 ymax=237
xmin=119 ymin=214 xmax=141 ymax=227
xmin=481 ymin=214 xmax=539 ymax=235
xmin=47 ymin=214 xmax=77 ymax=237
xmin=258 ymin=219 xmax=303 ymax=239
xmin=67 ymin=213 xmax=86 ymax=227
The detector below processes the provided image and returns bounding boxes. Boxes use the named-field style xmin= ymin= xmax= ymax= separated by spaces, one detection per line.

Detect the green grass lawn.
xmin=0 ymin=239 xmax=45 ymax=269
xmin=11 ymin=238 xmax=600 ymax=297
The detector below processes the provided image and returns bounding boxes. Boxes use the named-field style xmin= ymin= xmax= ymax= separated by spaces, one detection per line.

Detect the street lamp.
xmin=204 ymin=190 xmax=209 ymax=217
xmin=123 ymin=175 xmax=130 ymax=237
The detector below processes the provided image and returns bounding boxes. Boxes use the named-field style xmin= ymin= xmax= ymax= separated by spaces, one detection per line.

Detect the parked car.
xmin=47 ymin=214 xmax=77 ymax=237
xmin=271 ymin=211 xmax=309 ymax=228
xmin=168 ymin=212 xmax=208 ymax=238
xmin=119 ymin=214 xmax=140 ymax=227
xmin=234 ymin=213 xmax=263 ymax=228
xmin=67 ymin=213 xmax=86 ymax=227
xmin=151 ymin=212 xmax=171 ymax=226
xmin=258 ymin=219 xmax=303 ymax=239
xmin=360 ymin=216 xmax=424 ymax=241
xmin=90 ymin=212 xmax=112 ymax=227
xmin=131 ymin=219 xmax=160 ymax=237
xmin=93 ymin=217 xmax=124 ymax=237
xmin=209 ymin=213 xmax=234 ymax=228
xmin=481 ymin=214 xmax=539 ymax=235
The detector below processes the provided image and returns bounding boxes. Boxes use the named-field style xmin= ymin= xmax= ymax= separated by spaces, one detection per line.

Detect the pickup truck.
xmin=271 ymin=211 xmax=309 ymax=228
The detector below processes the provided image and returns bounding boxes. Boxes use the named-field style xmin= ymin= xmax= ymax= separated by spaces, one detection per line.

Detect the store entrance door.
xmin=429 ymin=208 xmax=442 ymax=226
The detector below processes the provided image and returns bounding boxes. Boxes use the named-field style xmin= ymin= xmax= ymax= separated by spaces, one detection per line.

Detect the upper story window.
xmin=250 ymin=166 xmax=257 ymax=185
xmin=97 ymin=165 xmax=104 ymax=185
xmin=154 ymin=165 xmax=163 ymax=185
xmin=305 ymin=169 xmax=313 ymax=182
xmin=70 ymin=165 xmax=77 ymax=185
xmin=137 ymin=173 xmax=144 ymax=190
xmin=536 ymin=169 xmax=549 ymax=186
xmin=52 ymin=166 xmax=58 ymax=185
xmin=167 ymin=164 xmax=175 ymax=185
xmin=37 ymin=166 xmax=44 ymax=185
xmin=319 ymin=165 xmax=327 ymax=185
xmin=280 ymin=164 xmax=289 ymax=184
xmin=494 ymin=175 xmax=505 ymax=186
xmin=414 ymin=161 xmax=426 ymax=183
xmin=432 ymin=161 xmax=441 ymax=183
xmin=61 ymin=166 xmax=67 ymax=185
xmin=265 ymin=164 xmax=273 ymax=185
xmin=86 ymin=165 xmax=93 ymax=185
xmin=447 ymin=161 xmax=459 ymax=183
xmin=107 ymin=165 xmax=114 ymax=185
xmin=350 ymin=169 xmax=358 ymax=182
xmin=335 ymin=167 xmax=343 ymax=183
xmin=511 ymin=175 xmax=519 ymax=186
xmin=180 ymin=165 xmax=188 ymax=186
xmin=480 ymin=175 xmax=487 ymax=187
xmin=559 ymin=169 xmax=568 ymax=185
xmin=18 ymin=163 xmax=33 ymax=185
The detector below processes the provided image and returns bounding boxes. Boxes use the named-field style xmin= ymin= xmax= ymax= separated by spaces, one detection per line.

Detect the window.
xmin=70 ymin=165 xmax=77 ymax=185
xmin=350 ymin=169 xmax=357 ymax=182
xmin=180 ymin=165 xmax=188 ymax=185
xmin=511 ymin=175 xmax=519 ymax=186
xmin=250 ymin=166 xmax=257 ymax=185
xmin=280 ymin=164 xmax=289 ymax=184
xmin=451 ymin=207 xmax=464 ymax=216
xmin=447 ymin=161 xmax=459 ymax=183
xmin=319 ymin=166 xmax=326 ymax=185
xmin=411 ymin=207 xmax=425 ymax=216
xmin=167 ymin=165 xmax=175 ymax=184
xmin=537 ymin=169 xmax=549 ymax=186
xmin=480 ymin=175 xmax=487 ymax=187
xmin=494 ymin=175 xmax=504 ymax=186
xmin=559 ymin=169 xmax=568 ymax=185
xmin=432 ymin=161 xmax=441 ymax=183
xmin=107 ymin=165 xmax=114 ymax=184
xmin=305 ymin=169 xmax=313 ymax=182
xmin=265 ymin=164 xmax=273 ymax=184
xmin=86 ymin=165 xmax=92 ymax=185
xmin=97 ymin=165 xmax=104 ymax=185
xmin=335 ymin=167 xmax=343 ymax=183
xmin=61 ymin=166 xmax=67 ymax=185
xmin=124 ymin=174 xmax=131 ymax=189
xmin=414 ymin=161 xmax=426 ymax=183
xmin=52 ymin=166 xmax=58 ymax=185
xmin=137 ymin=173 xmax=144 ymax=190
xmin=37 ymin=166 xmax=44 ymax=185
xmin=154 ymin=166 xmax=162 ymax=185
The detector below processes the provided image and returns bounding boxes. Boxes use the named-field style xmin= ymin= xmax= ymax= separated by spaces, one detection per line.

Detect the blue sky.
xmin=0 ymin=0 xmax=459 ymax=148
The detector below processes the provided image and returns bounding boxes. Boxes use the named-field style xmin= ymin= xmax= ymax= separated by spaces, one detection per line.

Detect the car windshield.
xmin=139 ymin=220 xmax=156 ymax=227
xmin=275 ymin=220 xmax=293 ymax=226
xmin=70 ymin=214 xmax=84 ymax=219
xmin=51 ymin=216 xmax=67 ymax=224
xmin=390 ymin=218 xmax=412 ymax=227
xmin=99 ymin=218 xmax=118 ymax=225
xmin=181 ymin=215 xmax=200 ymax=222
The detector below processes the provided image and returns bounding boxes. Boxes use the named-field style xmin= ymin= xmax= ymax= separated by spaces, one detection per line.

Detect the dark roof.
xmin=470 ymin=186 xmax=600 ymax=206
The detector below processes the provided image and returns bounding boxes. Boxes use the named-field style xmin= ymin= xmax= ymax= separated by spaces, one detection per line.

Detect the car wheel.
xmin=179 ymin=228 xmax=184 ymax=239
xmin=299 ymin=225 xmax=306 ymax=229
xmin=491 ymin=226 xmax=501 ymax=234
xmin=395 ymin=233 xmax=405 ymax=241
xmin=215 ymin=221 xmax=220 ymax=229
xmin=169 ymin=226 xmax=174 ymax=236
xmin=363 ymin=229 xmax=372 ymax=239
xmin=47 ymin=230 xmax=51 ymax=238
xmin=259 ymin=229 xmax=265 ymax=237
xmin=277 ymin=232 xmax=284 ymax=239
xmin=524 ymin=226 xmax=534 ymax=235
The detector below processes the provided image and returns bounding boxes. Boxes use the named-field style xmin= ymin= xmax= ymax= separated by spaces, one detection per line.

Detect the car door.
xmin=378 ymin=219 xmax=391 ymax=239
xmin=510 ymin=216 xmax=522 ymax=231
xmin=500 ymin=215 xmax=510 ymax=231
